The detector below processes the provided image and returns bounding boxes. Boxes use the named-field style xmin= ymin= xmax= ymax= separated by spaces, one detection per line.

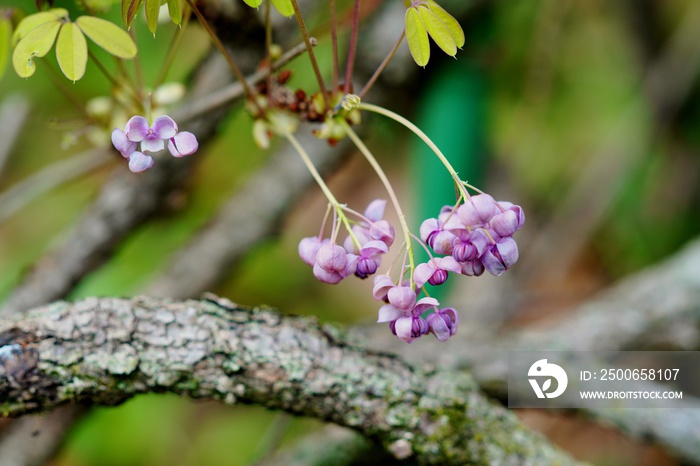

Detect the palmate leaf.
xmin=56 ymin=22 xmax=87 ymax=81
xmin=11 ymin=8 xmax=66 ymax=46
xmin=418 ymin=5 xmax=456 ymax=57
xmin=121 ymin=0 xmax=143 ymax=29
xmin=405 ymin=6 xmax=429 ymax=67
xmin=12 ymin=20 xmax=61 ymax=77
xmin=76 ymin=16 xmax=137 ymax=58
xmin=0 ymin=17 xmax=10 ymax=80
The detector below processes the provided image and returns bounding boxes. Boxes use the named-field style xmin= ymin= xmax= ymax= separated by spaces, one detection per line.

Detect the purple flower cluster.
xmin=298 ymin=200 xmax=395 ymax=285
xmin=373 ymin=276 xmax=458 ymax=343
xmin=299 ymin=194 xmax=524 ymax=344
xmin=420 ymin=193 xmax=524 ymax=277
xmin=111 ymin=115 xmax=198 ymax=173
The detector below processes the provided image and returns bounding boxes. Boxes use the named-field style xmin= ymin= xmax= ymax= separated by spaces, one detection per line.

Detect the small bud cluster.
xmin=298 ymin=200 xmax=395 ymax=284
xmin=111 ymin=115 xmax=198 ymax=173
xmin=299 ymin=193 xmax=524 ymax=344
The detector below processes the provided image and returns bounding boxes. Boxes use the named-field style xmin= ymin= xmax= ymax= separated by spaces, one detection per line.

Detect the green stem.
xmin=358 ymin=102 xmax=469 ymax=200
xmin=290 ymin=0 xmax=331 ymax=112
xmin=340 ymin=121 xmax=415 ymax=284
xmin=285 ymin=132 xmax=359 ymax=249
xmin=330 ymin=0 xmax=339 ymax=91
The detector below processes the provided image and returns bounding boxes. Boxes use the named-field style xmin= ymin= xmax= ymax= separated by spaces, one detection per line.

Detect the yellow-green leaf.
xmin=405 ymin=7 xmax=430 ymax=67
xmin=0 ymin=18 xmax=10 ymax=80
xmin=271 ymin=0 xmax=294 ymax=17
xmin=121 ymin=0 xmax=144 ymax=29
xmin=145 ymin=0 xmax=159 ymax=35
xmin=12 ymin=21 xmax=61 ymax=78
xmin=242 ymin=0 xmax=264 ymax=7
xmin=76 ymin=16 xmax=137 ymax=58
xmin=56 ymin=22 xmax=87 ymax=81
xmin=11 ymin=9 xmax=67 ymax=46
xmin=418 ymin=5 xmax=456 ymax=57
xmin=427 ymin=1 xmax=464 ymax=48
xmin=166 ymin=0 xmax=183 ymax=26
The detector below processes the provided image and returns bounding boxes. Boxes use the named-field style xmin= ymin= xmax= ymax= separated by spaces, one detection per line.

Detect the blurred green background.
xmin=1 ymin=0 xmax=699 ymax=465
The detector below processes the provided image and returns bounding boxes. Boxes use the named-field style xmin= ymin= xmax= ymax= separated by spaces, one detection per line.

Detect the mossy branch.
xmin=0 ymin=296 xmax=580 ymax=465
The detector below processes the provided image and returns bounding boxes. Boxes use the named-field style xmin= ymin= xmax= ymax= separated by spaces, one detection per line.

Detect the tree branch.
xmin=0 ymin=296 xmax=581 ymax=465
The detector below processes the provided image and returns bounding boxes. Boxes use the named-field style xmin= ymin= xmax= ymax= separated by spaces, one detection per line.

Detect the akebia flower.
xmin=111 ymin=115 xmax=198 ymax=173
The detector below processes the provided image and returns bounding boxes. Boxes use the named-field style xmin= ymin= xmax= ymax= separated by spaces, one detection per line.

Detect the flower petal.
xmin=128 ymin=151 xmax=154 ymax=173
xmin=364 ymin=199 xmax=386 ymax=222
xmin=111 ymin=128 xmax=136 ymax=157
xmin=413 ymin=262 xmax=435 ymax=289
xmin=168 ymin=131 xmax=199 ymax=157
xmin=152 ymin=115 xmax=178 ymax=139
xmin=393 ymin=316 xmax=415 ymax=343
xmin=377 ymin=304 xmax=403 ymax=323
xmin=140 ymin=135 xmax=165 ymax=153
xmin=124 ymin=115 xmax=150 ymax=142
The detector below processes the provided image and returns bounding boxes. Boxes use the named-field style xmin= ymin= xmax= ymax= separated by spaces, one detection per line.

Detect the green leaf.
xmin=405 ymin=7 xmax=430 ymax=67
xmin=76 ymin=16 xmax=137 ymax=58
xmin=0 ymin=18 xmax=10 ymax=80
xmin=418 ymin=5 xmax=456 ymax=57
xmin=12 ymin=20 xmax=61 ymax=78
xmin=271 ymin=0 xmax=294 ymax=17
xmin=12 ymin=9 xmax=67 ymax=46
xmin=121 ymin=0 xmax=144 ymax=29
xmin=56 ymin=22 xmax=87 ymax=81
xmin=145 ymin=0 xmax=159 ymax=35
xmin=427 ymin=1 xmax=464 ymax=48
xmin=242 ymin=0 xmax=264 ymax=7
xmin=166 ymin=0 xmax=183 ymax=26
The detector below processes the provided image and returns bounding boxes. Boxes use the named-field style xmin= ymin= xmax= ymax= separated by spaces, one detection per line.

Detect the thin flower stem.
xmin=185 ymin=0 xmax=263 ymax=116
xmin=343 ymin=0 xmax=360 ymax=95
xmin=290 ymin=0 xmax=331 ymax=112
xmin=129 ymin=27 xmax=145 ymax=101
xmin=154 ymin=6 xmax=192 ymax=88
xmin=330 ymin=0 xmax=339 ymax=91
xmin=285 ymin=132 xmax=358 ymax=248
xmin=358 ymin=30 xmax=405 ymax=99
xmin=358 ymin=102 xmax=469 ymax=200
xmin=340 ymin=121 xmax=416 ymax=284
xmin=88 ymin=51 xmax=141 ymax=110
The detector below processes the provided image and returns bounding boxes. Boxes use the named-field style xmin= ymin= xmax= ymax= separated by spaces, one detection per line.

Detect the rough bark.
xmin=0 ymin=296 xmax=581 ymax=466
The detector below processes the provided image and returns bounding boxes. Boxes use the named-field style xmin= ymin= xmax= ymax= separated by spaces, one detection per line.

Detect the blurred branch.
xmin=0 ymin=95 xmax=30 ymax=178
xmin=0 ymin=148 xmax=109 ymax=223
xmin=525 ymin=0 xmax=700 ymax=287
xmin=0 ymin=296 xmax=581 ymax=466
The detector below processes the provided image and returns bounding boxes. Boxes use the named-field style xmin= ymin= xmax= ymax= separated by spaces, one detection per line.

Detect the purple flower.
xmin=457 ymin=194 xmax=498 ymax=228
xmin=111 ymin=114 xmax=199 ymax=173
xmin=427 ymin=307 xmax=459 ymax=342
xmin=125 ymin=116 xmax=178 ymax=153
xmin=420 ymin=217 xmax=457 ymax=255
xmin=452 ymin=229 xmax=489 ymax=262
xmin=461 ymin=258 xmax=485 ymax=276
xmin=354 ymin=240 xmax=388 ymax=279
xmin=298 ymin=236 xmax=325 ymax=266
xmin=373 ymin=275 xmax=395 ymax=301
xmin=390 ymin=315 xmax=429 ymax=343
xmin=369 ymin=220 xmax=395 ymax=246
xmin=481 ymin=236 xmax=519 ymax=276
xmin=414 ymin=256 xmax=461 ymax=288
